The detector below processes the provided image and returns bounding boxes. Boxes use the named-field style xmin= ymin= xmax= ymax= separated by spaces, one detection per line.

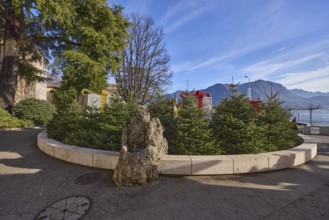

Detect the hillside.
xmin=290 ymin=89 xmax=329 ymax=98
xmin=168 ymin=80 xmax=329 ymax=108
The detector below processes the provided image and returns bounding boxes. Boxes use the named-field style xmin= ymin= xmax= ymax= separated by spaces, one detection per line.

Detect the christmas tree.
xmin=173 ymin=97 xmax=219 ymax=155
xmin=212 ymin=83 xmax=265 ymax=154
xmin=100 ymin=98 xmax=139 ymax=151
xmin=148 ymin=95 xmax=176 ymax=151
xmin=257 ymin=91 xmax=298 ymax=151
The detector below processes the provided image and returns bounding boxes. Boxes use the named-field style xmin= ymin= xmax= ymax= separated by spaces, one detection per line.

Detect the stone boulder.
xmin=113 ymin=106 xmax=168 ymax=186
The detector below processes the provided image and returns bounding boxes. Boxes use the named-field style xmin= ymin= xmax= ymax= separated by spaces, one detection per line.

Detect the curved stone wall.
xmin=37 ymin=131 xmax=317 ymax=175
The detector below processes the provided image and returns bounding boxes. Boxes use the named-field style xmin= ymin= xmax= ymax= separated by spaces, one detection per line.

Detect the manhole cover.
xmin=75 ymin=172 xmax=103 ymax=185
xmin=35 ymin=196 xmax=91 ymax=220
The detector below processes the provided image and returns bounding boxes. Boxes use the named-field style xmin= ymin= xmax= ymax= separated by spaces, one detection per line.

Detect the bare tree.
xmin=289 ymin=104 xmax=322 ymax=125
xmin=302 ymin=104 xmax=322 ymax=126
xmin=113 ymin=14 xmax=172 ymax=104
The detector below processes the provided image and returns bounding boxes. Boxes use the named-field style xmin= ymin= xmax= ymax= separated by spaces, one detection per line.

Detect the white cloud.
xmin=165 ymin=9 xmax=207 ymax=33
xmin=172 ymin=0 xmax=329 ymax=75
xmin=161 ymin=1 xmax=219 ymax=33
xmin=176 ymin=31 xmax=329 ymax=77
xmin=159 ymin=1 xmax=187 ymax=25
xmin=115 ymin=0 xmax=329 ymax=93
xmin=277 ymin=65 xmax=329 ymax=91
xmin=244 ymin=53 xmax=324 ymax=79
xmin=271 ymin=47 xmax=288 ymax=55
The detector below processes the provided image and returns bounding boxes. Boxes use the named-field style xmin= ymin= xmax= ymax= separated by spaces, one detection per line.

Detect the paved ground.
xmin=0 ymin=129 xmax=329 ymax=220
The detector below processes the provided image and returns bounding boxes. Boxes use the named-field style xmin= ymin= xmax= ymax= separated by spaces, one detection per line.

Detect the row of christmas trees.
xmin=148 ymin=83 xmax=298 ymax=155
xmin=47 ymin=83 xmax=298 ymax=155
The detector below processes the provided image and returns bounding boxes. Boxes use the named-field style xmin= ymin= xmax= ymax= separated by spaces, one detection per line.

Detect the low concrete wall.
xmin=37 ymin=131 xmax=119 ymax=169
xmin=304 ymin=126 xmax=329 ymax=136
xmin=37 ymin=131 xmax=317 ymax=175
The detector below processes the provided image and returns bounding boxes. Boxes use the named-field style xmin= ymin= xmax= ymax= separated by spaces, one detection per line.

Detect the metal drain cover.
xmin=36 ymin=196 xmax=91 ymax=220
xmin=75 ymin=172 xmax=103 ymax=185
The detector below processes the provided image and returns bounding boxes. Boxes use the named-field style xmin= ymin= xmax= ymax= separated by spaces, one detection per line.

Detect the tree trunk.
xmin=310 ymin=109 xmax=313 ymax=126
xmin=0 ymin=7 xmax=20 ymax=111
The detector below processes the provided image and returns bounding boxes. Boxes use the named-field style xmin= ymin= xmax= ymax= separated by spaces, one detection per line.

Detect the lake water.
xmin=292 ymin=109 xmax=329 ymax=126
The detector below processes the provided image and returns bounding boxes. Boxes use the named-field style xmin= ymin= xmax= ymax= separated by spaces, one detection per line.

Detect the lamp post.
xmin=245 ymin=76 xmax=251 ymax=100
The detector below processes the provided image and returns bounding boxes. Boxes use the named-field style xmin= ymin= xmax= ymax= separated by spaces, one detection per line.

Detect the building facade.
xmin=0 ymin=45 xmax=47 ymax=103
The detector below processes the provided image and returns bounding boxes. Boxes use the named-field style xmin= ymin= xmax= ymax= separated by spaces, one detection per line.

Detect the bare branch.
xmin=113 ymin=14 xmax=171 ymax=104
xmin=297 ymin=104 xmax=322 ymax=126
xmin=300 ymin=104 xmax=322 ymax=111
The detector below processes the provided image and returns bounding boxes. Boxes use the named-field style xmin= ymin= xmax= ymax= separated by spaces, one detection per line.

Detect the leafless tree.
xmin=113 ymin=14 xmax=172 ymax=104
xmin=301 ymin=104 xmax=322 ymax=125
xmin=291 ymin=104 xmax=322 ymax=125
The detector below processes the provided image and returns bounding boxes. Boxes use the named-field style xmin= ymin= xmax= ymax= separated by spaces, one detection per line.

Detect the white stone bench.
xmin=37 ymin=131 xmax=317 ymax=175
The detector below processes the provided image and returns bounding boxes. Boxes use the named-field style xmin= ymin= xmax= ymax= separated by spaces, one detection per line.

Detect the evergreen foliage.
xmin=212 ymin=84 xmax=266 ymax=154
xmin=148 ymin=95 xmax=176 ymax=150
xmin=13 ymin=99 xmax=56 ymax=126
xmin=47 ymin=98 xmax=138 ymax=151
xmin=173 ymin=98 xmax=218 ymax=155
xmin=0 ymin=108 xmax=28 ymax=128
xmin=258 ymin=93 xmax=298 ymax=151
xmin=53 ymin=87 xmax=78 ymax=111
xmin=47 ymin=102 xmax=85 ymax=144
xmin=0 ymin=1 xmax=129 ymax=109
xmin=100 ymin=98 xmax=139 ymax=150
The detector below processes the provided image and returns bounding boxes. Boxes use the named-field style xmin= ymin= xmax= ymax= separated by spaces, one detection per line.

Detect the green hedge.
xmin=0 ymin=108 xmax=28 ymax=128
xmin=13 ymin=99 xmax=56 ymax=126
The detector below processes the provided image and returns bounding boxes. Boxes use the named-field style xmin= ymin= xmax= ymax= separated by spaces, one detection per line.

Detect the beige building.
xmin=46 ymin=76 xmax=61 ymax=103
xmin=15 ymin=75 xmax=47 ymax=103
xmin=0 ymin=45 xmax=47 ymax=103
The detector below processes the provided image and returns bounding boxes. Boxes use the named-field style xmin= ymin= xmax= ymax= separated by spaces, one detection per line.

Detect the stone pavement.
xmin=0 ymin=129 xmax=329 ymax=220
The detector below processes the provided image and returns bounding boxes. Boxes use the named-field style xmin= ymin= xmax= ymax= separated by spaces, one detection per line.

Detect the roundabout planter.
xmin=37 ymin=130 xmax=317 ymax=175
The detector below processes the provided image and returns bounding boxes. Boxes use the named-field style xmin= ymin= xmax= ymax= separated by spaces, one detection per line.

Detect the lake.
xmin=292 ymin=109 xmax=329 ymax=126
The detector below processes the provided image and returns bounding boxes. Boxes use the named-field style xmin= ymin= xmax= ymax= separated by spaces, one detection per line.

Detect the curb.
xmin=37 ymin=131 xmax=317 ymax=175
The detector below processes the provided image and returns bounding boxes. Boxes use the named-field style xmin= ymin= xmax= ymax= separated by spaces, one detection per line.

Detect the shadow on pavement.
xmin=1 ymin=130 xmax=329 ymax=220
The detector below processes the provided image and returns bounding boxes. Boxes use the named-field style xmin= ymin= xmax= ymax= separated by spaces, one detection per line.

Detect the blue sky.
xmin=109 ymin=0 xmax=329 ymax=93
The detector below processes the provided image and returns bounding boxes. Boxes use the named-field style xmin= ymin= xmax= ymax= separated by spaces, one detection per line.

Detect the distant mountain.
xmin=289 ymin=89 xmax=329 ymax=98
xmin=304 ymin=95 xmax=329 ymax=106
xmin=237 ymin=80 xmax=305 ymax=106
xmin=168 ymin=80 xmax=329 ymax=108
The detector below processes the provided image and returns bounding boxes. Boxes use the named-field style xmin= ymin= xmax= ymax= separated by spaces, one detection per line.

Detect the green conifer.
xmin=257 ymin=91 xmax=298 ymax=151
xmin=148 ymin=95 xmax=176 ymax=151
xmin=212 ymin=83 xmax=265 ymax=154
xmin=100 ymin=98 xmax=139 ymax=151
xmin=173 ymin=98 xmax=218 ymax=155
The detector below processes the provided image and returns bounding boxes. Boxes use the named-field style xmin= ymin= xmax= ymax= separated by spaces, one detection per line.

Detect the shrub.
xmin=212 ymin=84 xmax=266 ymax=154
xmin=295 ymin=136 xmax=304 ymax=146
xmin=47 ymin=86 xmax=299 ymax=155
xmin=13 ymin=99 xmax=56 ymax=126
xmin=0 ymin=98 xmax=6 ymax=109
xmin=212 ymin=84 xmax=298 ymax=154
xmin=148 ymin=95 xmax=176 ymax=151
xmin=53 ymin=87 xmax=77 ymax=110
xmin=257 ymin=96 xmax=298 ymax=151
xmin=172 ymin=98 xmax=219 ymax=155
xmin=0 ymin=108 xmax=28 ymax=128
xmin=47 ymin=102 xmax=84 ymax=144
xmin=100 ymin=98 xmax=139 ymax=150
xmin=47 ymin=98 xmax=139 ymax=151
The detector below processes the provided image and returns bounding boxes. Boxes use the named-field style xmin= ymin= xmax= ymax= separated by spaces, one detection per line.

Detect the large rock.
xmin=113 ymin=106 xmax=168 ymax=186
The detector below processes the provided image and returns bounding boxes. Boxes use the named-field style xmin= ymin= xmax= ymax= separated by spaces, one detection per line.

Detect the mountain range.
xmin=168 ymin=80 xmax=329 ymax=108
xmin=289 ymin=89 xmax=329 ymax=98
